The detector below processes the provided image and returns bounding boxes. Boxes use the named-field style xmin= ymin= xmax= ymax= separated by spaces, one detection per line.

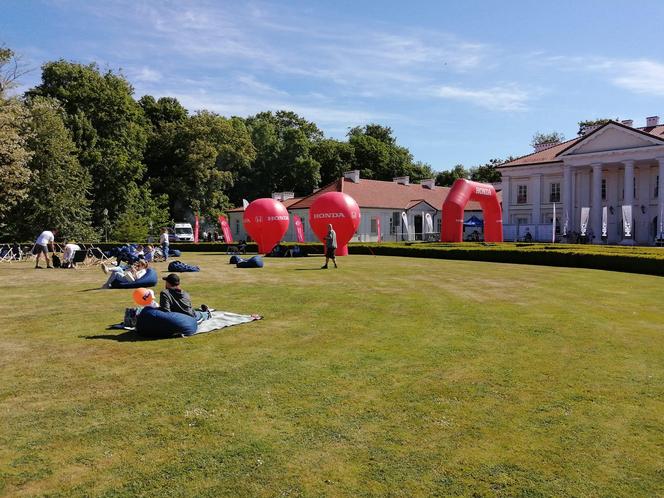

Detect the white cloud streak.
xmin=432 ymin=84 xmax=531 ymax=111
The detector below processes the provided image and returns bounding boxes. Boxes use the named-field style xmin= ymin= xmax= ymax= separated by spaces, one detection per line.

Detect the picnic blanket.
xmin=111 ymin=310 xmax=262 ymax=336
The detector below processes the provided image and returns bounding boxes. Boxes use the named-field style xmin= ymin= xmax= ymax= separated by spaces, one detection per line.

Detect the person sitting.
xmin=101 ymin=259 xmax=149 ymax=288
xmin=159 ymin=273 xmax=210 ymax=322
xmin=523 ymin=230 xmax=533 ymax=242
xmin=63 ymin=241 xmax=81 ymax=268
xmin=143 ymin=244 xmax=155 ymax=263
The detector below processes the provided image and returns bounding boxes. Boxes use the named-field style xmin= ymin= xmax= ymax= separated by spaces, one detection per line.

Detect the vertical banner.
xmin=622 ymin=205 xmax=632 ymax=238
xmin=293 ymin=214 xmax=305 ymax=243
xmin=424 ymin=213 xmax=433 ymax=235
xmin=660 ymin=205 xmax=664 ymax=239
xmin=218 ymin=215 xmax=233 ymax=243
xmin=401 ymin=212 xmax=409 ymax=240
xmin=580 ymin=207 xmax=590 ymax=236
xmin=552 ymin=203 xmax=556 ymax=243
xmin=242 ymin=199 xmax=249 ymax=209
xmin=601 ymin=206 xmax=608 ymax=239
xmin=194 ymin=215 xmax=200 ymax=243
xmin=376 ymin=217 xmax=381 ymax=242
xmin=563 ymin=210 xmax=569 ymax=236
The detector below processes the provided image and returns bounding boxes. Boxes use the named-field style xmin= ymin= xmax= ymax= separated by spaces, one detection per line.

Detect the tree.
xmin=0 ymin=46 xmax=29 ymax=98
xmin=10 ymin=96 xmax=96 ymax=241
xmin=577 ymin=118 xmax=612 ymax=135
xmin=531 ymin=131 xmax=565 ymax=147
xmin=139 ymin=95 xmax=187 ymax=129
xmin=312 ymin=139 xmax=355 ymax=185
xmin=436 ymin=164 xmax=469 ymax=186
xmin=29 ymin=61 xmax=149 ymax=225
xmin=240 ymin=110 xmax=322 ymax=200
xmin=347 ymin=124 xmax=413 ymax=181
xmin=470 ymin=158 xmax=505 ymax=184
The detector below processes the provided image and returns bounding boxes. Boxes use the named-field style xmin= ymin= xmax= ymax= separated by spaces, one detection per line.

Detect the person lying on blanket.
xmin=101 ymin=259 xmax=149 ymax=288
xmin=160 ymin=273 xmax=211 ymax=322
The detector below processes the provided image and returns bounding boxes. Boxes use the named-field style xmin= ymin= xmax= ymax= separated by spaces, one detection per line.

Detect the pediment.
xmin=559 ymin=123 xmax=664 ymax=156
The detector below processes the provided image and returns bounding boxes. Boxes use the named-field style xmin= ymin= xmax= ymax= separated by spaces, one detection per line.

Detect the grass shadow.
xmin=83 ymin=329 xmax=164 ymax=342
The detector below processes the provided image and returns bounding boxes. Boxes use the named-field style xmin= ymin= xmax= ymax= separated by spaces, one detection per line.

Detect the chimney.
xmin=271 ymin=191 xmax=294 ymax=201
xmin=646 ymin=115 xmax=660 ymax=127
xmin=343 ymin=170 xmax=360 ymax=183
xmin=393 ymin=176 xmax=410 ymax=185
xmin=621 ymin=119 xmax=633 ymax=127
xmin=420 ymin=178 xmax=435 ymax=189
xmin=533 ymin=141 xmax=560 ymax=153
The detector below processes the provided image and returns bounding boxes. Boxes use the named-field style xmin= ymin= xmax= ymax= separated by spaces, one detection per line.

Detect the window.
xmin=437 ymin=218 xmax=442 ymax=233
xmin=235 ymin=219 xmax=240 ymax=235
xmin=633 ymin=176 xmax=637 ymax=198
xmin=517 ymin=185 xmax=528 ymax=204
xmin=549 ymin=183 xmax=560 ymax=203
xmin=601 ymin=179 xmax=606 ymax=200
xmin=370 ymin=218 xmax=378 ymax=234
xmin=516 ymin=217 xmax=529 ymax=225
xmin=389 ymin=212 xmax=400 ymax=234
xmin=548 ymin=216 xmax=561 ymax=234
xmin=656 ymin=175 xmax=659 ymax=198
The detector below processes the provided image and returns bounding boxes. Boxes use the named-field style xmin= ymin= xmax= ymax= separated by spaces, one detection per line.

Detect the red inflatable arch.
xmin=440 ymin=179 xmax=503 ymax=243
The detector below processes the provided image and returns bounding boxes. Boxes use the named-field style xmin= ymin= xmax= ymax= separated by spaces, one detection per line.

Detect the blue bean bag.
xmin=109 ymin=267 xmax=159 ymax=289
xmin=171 ymin=249 xmax=182 ymax=257
xmin=135 ymin=307 xmax=198 ymax=338
xmin=168 ymin=260 xmax=200 ymax=272
xmin=236 ymin=255 xmax=264 ymax=268
xmin=229 ymin=255 xmax=243 ymax=264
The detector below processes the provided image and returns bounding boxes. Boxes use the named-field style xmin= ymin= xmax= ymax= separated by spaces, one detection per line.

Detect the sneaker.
xmin=101 ymin=262 xmax=109 ymax=274
xmin=321 ymin=265 xmax=328 ymax=269
xmin=200 ymin=304 xmax=209 ymax=312
xmin=35 ymin=265 xmax=43 ymax=269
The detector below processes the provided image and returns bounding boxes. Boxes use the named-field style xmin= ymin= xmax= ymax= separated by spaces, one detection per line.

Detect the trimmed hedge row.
xmin=91 ymin=241 xmax=664 ymax=276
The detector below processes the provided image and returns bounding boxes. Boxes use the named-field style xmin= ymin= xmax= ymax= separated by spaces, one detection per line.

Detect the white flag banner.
xmin=242 ymin=199 xmax=249 ymax=209
xmin=622 ymin=205 xmax=632 ymax=238
xmin=563 ymin=209 xmax=569 ymax=236
xmin=552 ymin=203 xmax=557 ymax=243
xmin=424 ymin=213 xmax=433 ymax=234
xmin=660 ymin=205 xmax=664 ymax=239
xmin=401 ymin=212 xmax=410 ymax=239
xmin=601 ymin=206 xmax=608 ymax=238
xmin=580 ymin=207 xmax=590 ymax=237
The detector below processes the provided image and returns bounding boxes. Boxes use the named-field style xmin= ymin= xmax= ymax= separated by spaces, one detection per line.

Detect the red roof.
xmin=501 ymin=121 xmax=664 ymax=168
xmin=288 ymin=178 xmax=497 ymax=211
xmin=227 ymin=197 xmax=303 ymax=212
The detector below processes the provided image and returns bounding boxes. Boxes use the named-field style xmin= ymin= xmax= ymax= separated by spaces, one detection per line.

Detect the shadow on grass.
xmin=83 ymin=328 xmax=174 ymax=342
xmin=294 ymin=268 xmax=324 ymax=271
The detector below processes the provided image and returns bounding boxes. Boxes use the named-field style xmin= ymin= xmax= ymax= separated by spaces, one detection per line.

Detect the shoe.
xmin=200 ymin=304 xmax=209 ymax=312
xmin=47 ymin=265 xmax=53 ymax=269
xmin=101 ymin=262 xmax=109 ymax=274
xmin=321 ymin=265 xmax=328 ymax=269
xmin=334 ymin=265 xmax=338 ymax=268
xmin=35 ymin=266 xmax=42 ymax=269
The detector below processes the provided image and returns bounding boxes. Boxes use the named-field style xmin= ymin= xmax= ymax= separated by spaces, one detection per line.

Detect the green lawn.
xmin=0 ymin=254 xmax=662 ymax=497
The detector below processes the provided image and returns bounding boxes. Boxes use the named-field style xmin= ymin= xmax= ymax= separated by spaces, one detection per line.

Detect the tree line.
xmin=0 ymin=47 xmax=505 ymax=242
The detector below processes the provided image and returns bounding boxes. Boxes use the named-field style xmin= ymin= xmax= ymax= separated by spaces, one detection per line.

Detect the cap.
xmin=162 ymin=273 xmax=180 ymax=286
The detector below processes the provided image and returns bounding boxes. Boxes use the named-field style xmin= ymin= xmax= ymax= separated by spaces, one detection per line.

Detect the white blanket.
xmin=194 ymin=311 xmax=262 ymax=335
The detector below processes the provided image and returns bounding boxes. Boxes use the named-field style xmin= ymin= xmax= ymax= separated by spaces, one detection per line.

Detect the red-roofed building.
xmin=499 ymin=118 xmax=664 ymax=244
xmin=227 ymin=172 xmax=499 ymax=243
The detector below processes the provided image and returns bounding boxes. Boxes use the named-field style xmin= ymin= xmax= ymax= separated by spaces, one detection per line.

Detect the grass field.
xmin=0 ymin=253 xmax=662 ymax=497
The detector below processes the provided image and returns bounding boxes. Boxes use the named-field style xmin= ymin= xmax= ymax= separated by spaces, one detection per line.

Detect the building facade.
xmin=499 ymin=119 xmax=664 ymax=244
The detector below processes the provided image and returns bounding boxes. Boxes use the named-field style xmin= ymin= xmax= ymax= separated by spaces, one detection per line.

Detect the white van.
xmin=173 ymin=222 xmax=194 ymax=242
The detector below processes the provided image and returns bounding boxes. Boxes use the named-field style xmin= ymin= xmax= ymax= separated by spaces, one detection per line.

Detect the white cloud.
xmin=432 ymin=84 xmax=531 ymax=111
xmin=611 ymin=59 xmax=664 ymax=96
xmin=133 ymin=67 xmax=161 ymax=83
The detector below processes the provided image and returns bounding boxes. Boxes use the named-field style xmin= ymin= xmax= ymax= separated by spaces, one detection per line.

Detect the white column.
xmin=502 ymin=176 xmax=511 ymax=225
xmin=591 ymin=163 xmax=603 ymax=243
xmin=621 ymin=160 xmax=635 ymax=244
xmin=563 ymin=165 xmax=572 ymax=235
xmin=658 ymin=158 xmax=664 ymax=239
xmin=531 ymin=174 xmax=541 ymax=230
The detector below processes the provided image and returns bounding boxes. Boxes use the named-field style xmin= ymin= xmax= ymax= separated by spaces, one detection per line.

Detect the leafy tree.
xmin=11 ymin=96 xmax=96 ymax=241
xmin=347 ymin=124 xmax=413 ymax=181
xmin=577 ymin=118 xmax=613 ymax=135
xmin=470 ymin=158 xmax=505 ymax=184
xmin=139 ymin=95 xmax=187 ymax=129
xmin=28 ymin=61 xmax=148 ymax=224
xmin=436 ymin=164 xmax=469 ymax=187
xmin=312 ymin=139 xmax=355 ymax=185
xmin=531 ymin=131 xmax=565 ymax=147
xmin=0 ymin=45 xmax=29 ymax=98
xmin=147 ymin=111 xmax=255 ymax=218
xmin=240 ymin=110 xmax=321 ymax=199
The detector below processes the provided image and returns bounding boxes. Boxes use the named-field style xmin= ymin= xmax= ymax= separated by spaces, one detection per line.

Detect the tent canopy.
xmin=463 ymin=215 xmax=483 ymax=227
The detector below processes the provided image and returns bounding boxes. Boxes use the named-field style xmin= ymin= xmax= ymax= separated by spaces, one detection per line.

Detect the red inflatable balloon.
xmin=243 ymin=198 xmax=290 ymax=254
xmin=309 ymin=192 xmax=361 ymax=256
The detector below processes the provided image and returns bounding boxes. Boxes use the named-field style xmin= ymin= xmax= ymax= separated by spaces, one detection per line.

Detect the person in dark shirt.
xmin=160 ymin=273 xmax=210 ymax=321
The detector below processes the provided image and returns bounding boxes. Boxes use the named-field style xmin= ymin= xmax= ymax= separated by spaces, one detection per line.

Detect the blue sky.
xmin=3 ymin=0 xmax=664 ymax=171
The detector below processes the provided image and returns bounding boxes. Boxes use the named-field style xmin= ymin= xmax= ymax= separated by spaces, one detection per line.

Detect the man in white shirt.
xmin=33 ymin=230 xmax=56 ymax=269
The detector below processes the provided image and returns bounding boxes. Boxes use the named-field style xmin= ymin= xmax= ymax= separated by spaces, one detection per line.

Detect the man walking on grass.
xmin=321 ymin=223 xmax=338 ymax=269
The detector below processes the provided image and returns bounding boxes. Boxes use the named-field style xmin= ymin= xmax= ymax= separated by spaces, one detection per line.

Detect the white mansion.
xmin=498 ymin=118 xmax=664 ymax=244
